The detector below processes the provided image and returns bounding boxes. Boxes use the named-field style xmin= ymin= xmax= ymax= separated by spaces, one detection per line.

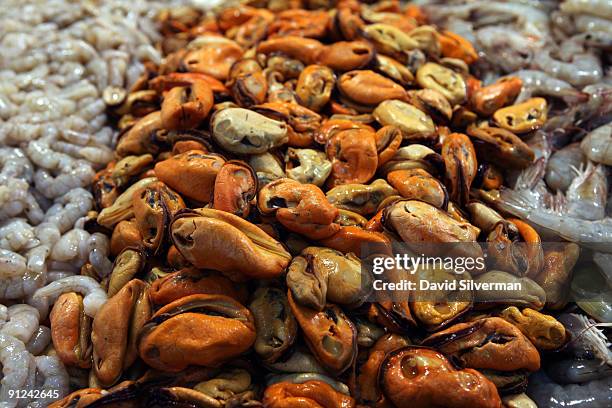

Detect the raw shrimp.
xmin=32 ymin=276 xmax=107 ymax=318
xmin=50 ymin=229 xmax=90 ymax=263
xmin=558 ymin=313 xmax=612 ymax=365
xmin=476 ymin=27 xmax=539 ymax=73
xmin=88 ymin=233 xmax=112 ymax=278
xmin=0 ymin=304 xmax=40 ymax=344
xmin=512 ymin=70 xmax=587 ymax=104
xmin=0 ymin=246 xmax=47 ymax=300
xmin=33 ymin=160 xmax=94 ymax=199
xmin=527 ymin=370 xmax=612 ymax=408
xmin=0 ymin=333 xmax=37 ymax=408
xmin=0 ymin=147 xmax=33 ymax=182
xmin=29 ymin=355 xmax=70 ymax=407
xmin=560 ymin=0 xmax=612 ymax=20
xmin=545 ymin=143 xmax=586 ymax=192
xmin=533 ymin=49 xmax=603 ymax=87
xmin=43 ymin=188 xmax=93 ymax=234
xmin=0 ymin=178 xmax=44 ymax=224
xmin=566 ymin=163 xmax=608 ymax=221
xmin=0 ymin=219 xmax=39 ymax=252
xmin=489 ymin=187 xmax=612 ymax=252
xmin=581 ymin=124 xmax=612 ymax=165
xmin=25 ymin=326 xmax=50 ymax=356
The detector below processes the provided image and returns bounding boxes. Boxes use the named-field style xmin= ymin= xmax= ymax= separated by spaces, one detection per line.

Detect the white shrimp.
xmin=490 ymin=186 xmax=612 ymax=252
xmin=50 ymin=228 xmax=90 ymax=264
xmin=560 ymin=0 xmax=612 ymax=19
xmin=0 ymin=333 xmax=37 ymax=408
xmin=512 ymin=70 xmax=587 ymax=103
xmin=0 ymin=304 xmax=40 ymax=344
xmin=32 ymin=276 xmax=107 ymax=318
xmin=25 ymin=326 xmax=50 ymax=356
xmin=33 ymin=160 xmax=94 ymax=199
xmin=566 ymin=162 xmax=608 ymax=221
xmin=476 ymin=26 xmax=540 ymax=73
xmin=0 ymin=245 xmax=48 ymax=300
xmin=545 ymin=143 xmax=586 ymax=192
xmin=0 ymin=219 xmax=39 ymax=252
xmin=0 ymin=147 xmax=33 ymax=182
xmin=0 ymin=178 xmax=44 ymax=224
xmin=533 ymin=49 xmax=603 ymax=87
xmin=581 ymin=124 xmax=612 ymax=166
xmin=29 ymin=355 xmax=70 ymax=407
xmin=43 ymin=188 xmax=93 ymax=234
xmin=573 ymin=14 xmax=612 ymax=35
xmin=559 ymin=313 xmax=612 ymax=365
xmin=88 ymin=233 xmax=112 ymax=278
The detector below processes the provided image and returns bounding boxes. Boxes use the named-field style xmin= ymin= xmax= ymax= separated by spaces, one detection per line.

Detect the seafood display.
xmin=0 ymin=0 xmax=610 ymax=407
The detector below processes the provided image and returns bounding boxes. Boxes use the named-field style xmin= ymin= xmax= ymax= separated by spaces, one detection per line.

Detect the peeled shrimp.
xmin=0 ymin=304 xmax=40 ymax=344
xmin=43 ymin=188 xmax=92 ymax=234
xmin=25 ymin=326 xmax=50 ymax=356
xmin=0 ymin=219 xmax=39 ymax=252
xmin=0 ymin=333 xmax=37 ymax=408
xmin=560 ymin=0 xmax=612 ymax=19
xmin=32 ymin=276 xmax=107 ymax=318
xmin=33 ymin=160 xmax=94 ymax=199
xmin=29 ymin=355 xmax=69 ymax=407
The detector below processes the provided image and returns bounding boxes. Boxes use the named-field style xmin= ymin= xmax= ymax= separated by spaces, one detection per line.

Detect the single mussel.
xmin=138 ymin=294 xmax=256 ymax=371
xmin=467 ymin=124 xmax=534 ymax=169
xmin=258 ymin=178 xmax=340 ymax=240
xmin=149 ymin=267 xmax=247 ymax=306
xmin=287 ymin=246 xmax=368 ymax=311
xmin=263 ymin=380 xmax=355 ymax=408
xmin=50 ymin=292 xmax=93 ymax=369
xmin=285 ymin=148 xmax=332 ymax=187
xmin=106 ymin=248 xmax=145 ymax=297
xmin=249 ymin=286 xmax=297 ymax=364
xmin=498 ymin=306 xmax=566 ymax=351
xmin=379 ymin=346 xmax=502 ymax=408
xmin=387 ymin=168 xmax=448 ymax=209
xmin=287 ymin=290 xmax=357 ymax=374
xmin=132 ymin=181 xmax=185 ymax=254
xmin=373 ymin=99 xmax=436 ymax=142
xmin=296 ymin=64 xmax=335 ymax=112
xmin=154 ymin=150 xmax=225 ymax=203
xmin=211 ymin=107 xmax=288 ymax=154
xmin=422 ymin=317 xmax=541 ymax=376
xmin=92 ymin=279 xmax=151 ymax=387
xmin=326 ymin=179 xmax=398 ymax=216
xmin=212 ymin=160 xmax=257 ymax=218
xmin=171 ymin=208 xmax=291 ymax=281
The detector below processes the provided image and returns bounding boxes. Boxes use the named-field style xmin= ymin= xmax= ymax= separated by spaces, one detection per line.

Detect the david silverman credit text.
xmin=373 ymin=279 xmax=523 ymax=291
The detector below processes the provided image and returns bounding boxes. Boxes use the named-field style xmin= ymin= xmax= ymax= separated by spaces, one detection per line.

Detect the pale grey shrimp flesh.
xmin=545 ymin=143 xmax=586 ymax=192
xmin=512 ymin=70 xmax=588 ymax=104
xmin=566 ymin=162 xmax=608 ymax=221
xmin=32 ymin=276 xmax=107 ymax=318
